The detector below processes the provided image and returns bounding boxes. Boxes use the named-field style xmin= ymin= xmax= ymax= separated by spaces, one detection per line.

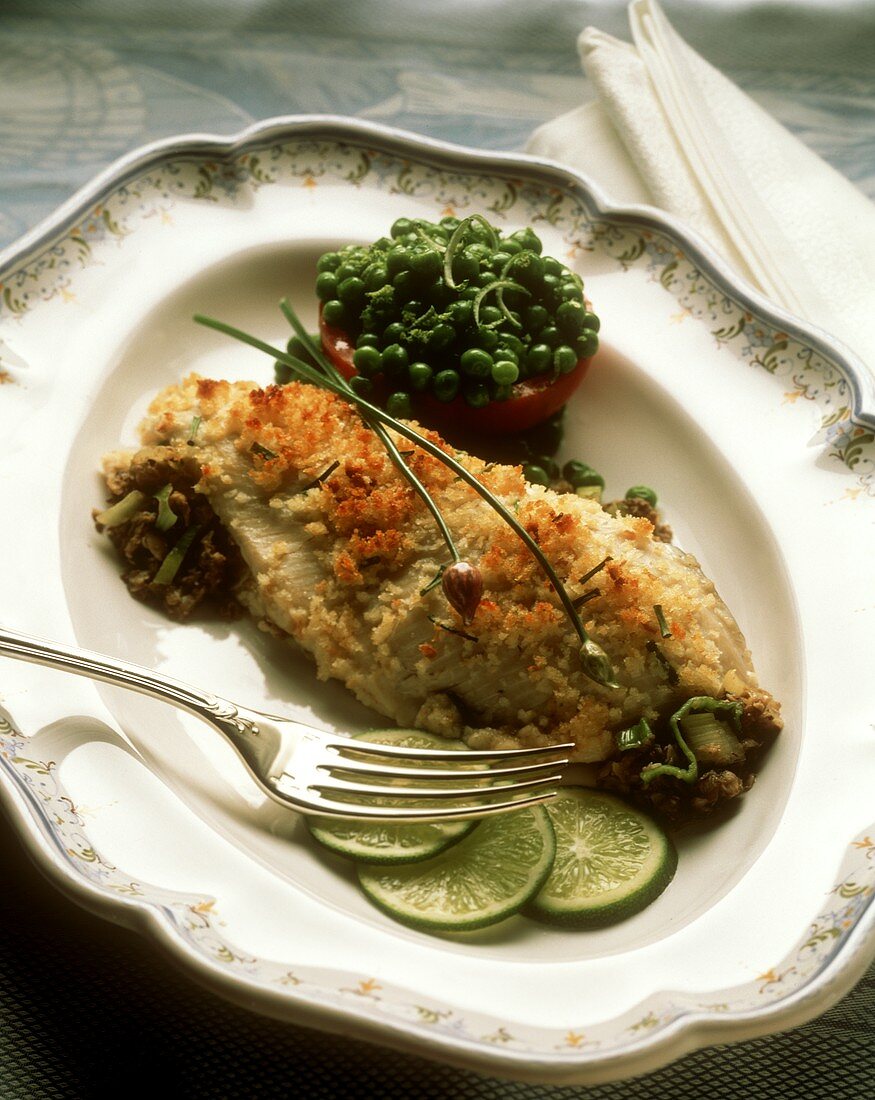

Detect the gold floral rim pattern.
xmin=0 ymin=707 xmax=872 ymax=1057
xmin=0 ymin=129 xmax=872 ymax=1067
xmin=1 ymin=137 xmax=872 ymax=498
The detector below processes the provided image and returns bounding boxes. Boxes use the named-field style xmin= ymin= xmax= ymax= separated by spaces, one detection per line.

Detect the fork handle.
xmin=0 ymin=625 xmax=223 ymax=718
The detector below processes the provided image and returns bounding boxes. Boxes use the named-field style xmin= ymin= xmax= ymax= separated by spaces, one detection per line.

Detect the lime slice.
xmin=358 ymin=805 xmax=556 ymax=931
xmin=307 ymin=729 xmax=476 ymax=864
xmin=528 ymin=787 xmax=676 ymax=928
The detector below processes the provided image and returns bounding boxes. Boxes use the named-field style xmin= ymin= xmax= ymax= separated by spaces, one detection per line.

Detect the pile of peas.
xmin=314 ymin=215 xmax=600 ymax=419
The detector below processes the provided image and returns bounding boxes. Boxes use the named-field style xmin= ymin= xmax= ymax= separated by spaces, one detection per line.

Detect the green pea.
xmin=322 ymin=299 xmax=346 ymax=327
xmin=393 ymin=270 xmax=419 ymax=300
xmin=409 ymin=248 xmax=442 ymax=281
xmin=274 ymin=360 xmax=293 ymax=384
xmin=553 ymin=345 xmax=578 ymax=374
xmin=559 ymin=281 xmax=584 ymax=303
xmin=383 ymin=321 xmax=406 ymax=344
xmin=626 ymin=485 xmax=658 ymax=507
xmin=501 ymin=238 xmax=523 ymax=255
xmin=499 ymin=332 xmax=524 ymax=356
xmin=451 ymin=251 xmax=479 ymax=283
xmin=466 ymin=242 xmax=492 ymax=261
xmin=508 ymin=250 xmax=544 ymax=289
xmin=525 ymin=343 xmax=552 ymax=373
xmin=336 ymin=261 xmax=360 ymax=282
xmin=386 ymin=392 xmax=413 ymax=418
xmin=338 ymin=276 xmax=366 ymax=305
xmin=286 ymin=335 xmax=315 ymax=362
xmin=356 ymin=332 xmax=380 ymax=349
xmin=490 ymin=251 xmax=512 ymax=274
xmin=433 ymin=369 xmax=460 ymax=402
xmin=349 ymin=375 xmax=373 ymax=397
xmin=316 ymin=251 xmax=341 ymax=273
xmin=539 ymin=325 xmax=560 ymax=348
xmin=582 ymin=311 xmax=600 ymax=333
xmin=315 ymin=271 xmax=338 ymax=302
xmin=381 ymin=344 xmax=409 ymax=376
xmin=427 ymin=323 xmax=455 ymax=352
xmin=460 ymin=348 xmax=493 ymax=378
xmin=494 ymin=346 xmax=519 ymax=366
xmin=353 ymin=345 xmax=382 ymax=377
xmin=523 ymin=463 xmax=551 ymax=487
xmin=479 ymin=304 xmax=503 ymax=327
xmin=463 ymin=381 xmax=490 ymax=408
xmin=363 ymin=262 xmax=389 ymax=292
xmin=543 ymin=256 xmax=563 ymax=277
xmin=538 ymin=455 xmax=560 ymax=481
xmin=449 ymin=299 xmax=473 ymax=327
xmin=440 ymin=215 xmax=460 ymax=230
xmin=475 ymin=327 xmax=499 ymax=351
xmin=541 ymin=273 xmax=561 ymax=301
xmin=387 ymin=247 xmax=411 ymax=278
xmin=491 ymin=359 xmax=519 ymax=385
xmin=524 ymin=304 xmax=549 ymax=332
xmin=576 ymin=329 xmax=599 ymax=358
xmin=510 ymin=228 xmax=542 ymax=255
xmin=391 ymin=217 xmax=414 ymax=239
xmin=562 ymin=460 xmax=604 ymax=490
xmin=556 ymin=299 xmax=586 ymax=336
xmin=409 ymin=362 xmax=433 ymax=392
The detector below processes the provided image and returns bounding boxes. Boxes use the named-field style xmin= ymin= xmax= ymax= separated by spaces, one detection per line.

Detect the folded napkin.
xmin=527 ymin=0 xmax=875 ymax=372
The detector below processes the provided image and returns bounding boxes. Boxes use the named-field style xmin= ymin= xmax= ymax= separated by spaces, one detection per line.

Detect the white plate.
xmin=1 ymin=117 xmax=873 ymax=1086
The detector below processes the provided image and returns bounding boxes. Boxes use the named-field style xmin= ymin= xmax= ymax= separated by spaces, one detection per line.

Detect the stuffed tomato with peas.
xmin=312 ymin=215 xmax=601 ymax=435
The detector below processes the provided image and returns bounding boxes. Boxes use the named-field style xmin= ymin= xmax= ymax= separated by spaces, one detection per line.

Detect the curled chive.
xmin=194 ymin=309 xmax=618 ymax=689
xmin=641 ymin=696 xmax=743 ymax=786
xmin=153 ymin=484 xmax=178 ymax=533
xmin=152 ymin=524 xmax=201 ymax=586
xmin=95 ymin=490 xmax=146 ymax=528
xmin=472 ymin=279 xmax=529 ymax=328
xmin=443 ymin=214 xmax=499 ymax=289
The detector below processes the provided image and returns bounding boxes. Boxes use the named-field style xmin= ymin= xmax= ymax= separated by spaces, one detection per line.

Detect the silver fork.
xmin=0 ymin=627 xmax=573 ymax=822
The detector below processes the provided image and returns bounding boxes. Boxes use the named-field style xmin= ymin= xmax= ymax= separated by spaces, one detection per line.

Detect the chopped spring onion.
xmin=653 ymin=604 xmax=671 ymax=639
xmin=250 ymin=441 xmax=278 ymax=460
xmin=152 ymin=524 xmax=202 ymax=586
xmin=616 ymin=718 xmax=655 ymax=753
xmin=153 ymin=484 xmax=178 ymax=532
xmin=642 ymin=696 xmax=743 ymax=786
xmin=95 ymin=490 xmax=146 ymax=528
xmin=679 ymin=712 xmax=745 ymax=768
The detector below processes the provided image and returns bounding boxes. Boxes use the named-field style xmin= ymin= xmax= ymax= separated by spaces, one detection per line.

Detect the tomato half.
xmin=319 ymin=311 xmax=594 ymax=435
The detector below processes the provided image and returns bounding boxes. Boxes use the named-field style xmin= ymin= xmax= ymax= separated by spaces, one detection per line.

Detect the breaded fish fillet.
xmin=102 ymin=376 xmax=780 ymax=765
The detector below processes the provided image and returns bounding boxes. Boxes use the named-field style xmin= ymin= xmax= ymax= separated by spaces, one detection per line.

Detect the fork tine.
xmin=301 ymin=788 xmax=559 ymax=822
xmin=317 ymin=757 xmax=569 ymax=783
xmin=310 ymin=773 xmax=563 ymax=802
xmin=327 ymin=739 xmax=575 ymax=764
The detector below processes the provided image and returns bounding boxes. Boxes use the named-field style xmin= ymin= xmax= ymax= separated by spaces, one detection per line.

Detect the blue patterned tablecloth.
xmin=1 ymin=2 xmax=873 ymax=1096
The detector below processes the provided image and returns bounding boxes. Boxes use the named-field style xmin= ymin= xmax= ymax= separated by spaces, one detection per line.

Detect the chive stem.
xmin=194 ymin=311 xmax=617 ymax=688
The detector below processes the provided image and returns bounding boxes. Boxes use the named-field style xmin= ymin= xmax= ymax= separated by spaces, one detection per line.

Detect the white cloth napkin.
xmin=527 ymin=0 xmax=875 ymax=371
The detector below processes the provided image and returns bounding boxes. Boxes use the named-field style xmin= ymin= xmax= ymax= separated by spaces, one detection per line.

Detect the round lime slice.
xmin=358 ymin=804 xmax=556 ymax=931
xmin=528 ymin=787 xmax=676 ymax=928
xmin=307 ymin=729 xmax=475 ymax=864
